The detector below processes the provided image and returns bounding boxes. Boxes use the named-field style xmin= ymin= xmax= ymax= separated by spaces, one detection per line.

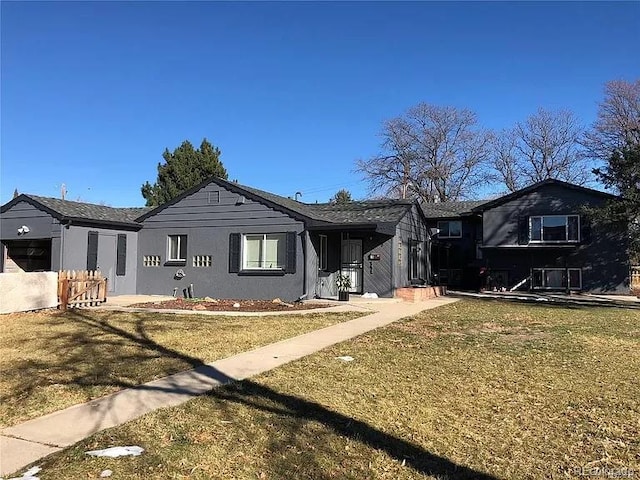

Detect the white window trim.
xmin=529 ymin=215 xmax=580 ymax=244
xmin=531 ymin=268 xmax=582 ymax=290
xmin=437 ymin=220 xmax=462 ymax=239
xmin=242 ymin=233 xmax=285 ymax=270
xmin=167 ymin=235 xmax=187 ymax=262
xmin=319 ymin=235 xmax=328 ymax=271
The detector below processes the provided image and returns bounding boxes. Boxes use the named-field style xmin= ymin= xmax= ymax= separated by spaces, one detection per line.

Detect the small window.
xmin=319 ymin=235 xmax=328 ymax=271
xmin=243 ymin=233 xmax=286 ymax=270
xmin=568 ymin=269 xmax=582 ymax=289
xmin=208 ymin=191 xmax=220 ymax=204
xmin=531 ymin=268 xmax=582 ymax=290
xmin=409 ymin=240 xmax=420 ymax=280
xmin=193 ymin=255 xmax=212 ymax=267
xmin=437 ymin=220 xmax=462 ymax=238
xmin=143 ymin=255 xmax=161 ymax=267
xmin=167 ymin=235 xmax=187 ymax=262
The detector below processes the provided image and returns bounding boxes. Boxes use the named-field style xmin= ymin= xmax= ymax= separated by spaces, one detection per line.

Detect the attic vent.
xmin=236 ymin=195 xmax=245 ymax=205
xmin=208 ymin=191 xmax=220 ymax=204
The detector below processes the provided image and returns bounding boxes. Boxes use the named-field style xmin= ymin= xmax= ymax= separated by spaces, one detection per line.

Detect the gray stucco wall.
xmin=0 ymin=200 xmax=61 ymax=272
xmin=481 ymin=184 xmax=628 ymax=293
xmin=61 ymin=225 xmax=138 ymax=295
xmin=137 ymin=182 xmax=305 ymax=301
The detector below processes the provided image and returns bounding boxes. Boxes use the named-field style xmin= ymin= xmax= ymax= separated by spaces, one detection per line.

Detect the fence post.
xmin=60 ymin=277 xmax=69 ymax=311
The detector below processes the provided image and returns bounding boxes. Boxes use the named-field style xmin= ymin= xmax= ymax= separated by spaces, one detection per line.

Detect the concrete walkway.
xmin=0 ymin=297 xmax=457 ymax=477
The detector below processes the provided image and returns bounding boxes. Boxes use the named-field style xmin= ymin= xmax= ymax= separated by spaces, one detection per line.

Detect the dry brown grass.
xmin=0 ymin=308 xmax=362 ymax=428
xmin=13 ymin=300 xmax=640 ymax=479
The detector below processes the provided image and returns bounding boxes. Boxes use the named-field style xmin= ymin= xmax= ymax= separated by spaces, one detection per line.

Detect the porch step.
xmin=394 ymin=286 xmax=447 ymax=302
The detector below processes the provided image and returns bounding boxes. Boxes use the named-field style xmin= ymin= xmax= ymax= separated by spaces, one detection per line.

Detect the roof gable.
xmin=137 ymin=176 xmax=417 ymax=229
xmin=471 ymin=179 xmax=618 ymax=212
xmin=1 ymin=194 xmax=150 ymax=227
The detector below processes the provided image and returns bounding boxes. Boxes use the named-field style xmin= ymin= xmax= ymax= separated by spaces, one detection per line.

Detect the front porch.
xmin=307 ymin=228 xmax=432 ymax=300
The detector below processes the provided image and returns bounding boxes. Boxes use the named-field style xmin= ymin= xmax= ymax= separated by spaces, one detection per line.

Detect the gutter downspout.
xmin=298 ymin=230 xmax=309 ymax=302
xmin=59 ymin=218 xmax=72 ymax=271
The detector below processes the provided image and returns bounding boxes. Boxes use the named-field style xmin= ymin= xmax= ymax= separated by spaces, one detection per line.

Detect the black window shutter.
xmin=285 ymin=231 xmax=297 ymax=274
xmin=229 ymin=233 xmax=241 ymax=273
xmin=116 ymin=234 xmax=127 ymax=276
xmin=518 ymin=216 xmax=529 ymax=245
xmin=87 ymin=231 xmax=98 ymax=271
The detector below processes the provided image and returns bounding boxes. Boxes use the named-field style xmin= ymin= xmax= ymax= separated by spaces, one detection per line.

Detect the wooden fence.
xmin=58 ymin=270 xmax=108 ymax=310
xmin=632 ymin=266 xmax=640 ymax=292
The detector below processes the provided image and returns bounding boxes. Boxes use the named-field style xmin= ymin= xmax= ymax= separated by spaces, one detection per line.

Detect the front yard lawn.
xmin=28 ymin=299 xmax=640 ymax=480
xmin=0 ymin=309 xmax=363 ymax=428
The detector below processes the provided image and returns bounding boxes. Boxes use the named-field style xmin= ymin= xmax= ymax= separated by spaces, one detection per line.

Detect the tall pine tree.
xmin=592 ymin=143 xmax=640 ymax=262
xmin=141 ymin=138 xmax=228 ymax=206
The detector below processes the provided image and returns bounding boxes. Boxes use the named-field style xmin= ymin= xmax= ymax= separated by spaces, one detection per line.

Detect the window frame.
xmin=437 ymin=268 xmax=462 ymax=286
xmin=437 ymin=220 xmax=462 ymax=239
xmin=242 ymin=233 xmax=286 ymax=271
xmin=531 ymin=268 xmax=582 ymax=290
xmin=529 ymin=215 xmax=580 ymax=243
xmin=167 ymin=235 xmax=187 ymax=263
xmin=319 ymin=234 xmax=328 ymax=271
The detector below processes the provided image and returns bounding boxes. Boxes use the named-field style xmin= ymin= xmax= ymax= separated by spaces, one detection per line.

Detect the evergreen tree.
xmin=141 ymin=138 xmax=228 ymax=206
xmin=331 ymin=189 xmax=353 ymax=204
xmin=592 ymin=143 xmax=640 ymax=262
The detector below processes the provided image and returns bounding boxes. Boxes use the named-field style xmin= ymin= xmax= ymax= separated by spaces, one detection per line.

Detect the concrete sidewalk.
xmin=0 ymin=297 xmax=457 ymax=477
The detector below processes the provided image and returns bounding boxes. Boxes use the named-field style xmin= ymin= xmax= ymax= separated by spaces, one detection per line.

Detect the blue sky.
xmin=1 ymin=1 xmax=638 ymax=206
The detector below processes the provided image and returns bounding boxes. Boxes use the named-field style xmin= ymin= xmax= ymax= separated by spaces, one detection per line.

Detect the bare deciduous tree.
xmin=583 ymin=79 xmax=640 ymax=160
xmin=356 ymin=103 xmax=492 ymax=202
xmin=491 ymin=108 xmax=590 ymax=192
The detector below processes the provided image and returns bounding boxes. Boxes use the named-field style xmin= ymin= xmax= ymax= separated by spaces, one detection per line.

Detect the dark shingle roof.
xmin=16 ymin=195 xmax=151 ymax=225
xmin=238 ymin=184 xmax=413 ymax=225
xmin=420 ymin=200 xmax=488 ymax=218
xmin=306 ymin=200 xmax=414 ymax=224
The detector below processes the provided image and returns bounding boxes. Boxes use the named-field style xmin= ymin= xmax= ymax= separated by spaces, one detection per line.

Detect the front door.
xmin=97 ymin=234 xmax=117 ymax=293
xmin=341 ymin=238 xmax=363 ymax=293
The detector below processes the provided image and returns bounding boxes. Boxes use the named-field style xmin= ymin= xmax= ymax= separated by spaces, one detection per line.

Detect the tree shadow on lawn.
xmin=461 ymin=293 xmax=640 ymax=310
xmin=11 ymin=310 xmax=498 ymax=480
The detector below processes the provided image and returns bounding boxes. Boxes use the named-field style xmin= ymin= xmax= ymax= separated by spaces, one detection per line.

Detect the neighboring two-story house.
xmin=474 ymin=180 xmax=628 ymax=293
xmin=424 ymin=179 xmax=629 ymax=293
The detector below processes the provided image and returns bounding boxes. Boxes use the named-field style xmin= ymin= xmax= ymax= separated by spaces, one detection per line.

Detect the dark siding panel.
xmin=116 ymin=234 xmax=127 ymax=276
xmin=581 ymin=218 xmax=592 ymax=244
xmin=363 ymin=234 xmax=394 ymax=297
xmin=142 ymin=218 xmax=300 ymax=229
xmin=87 ymin=231 xmax=98 ymax=270
xmin=286 ymin=232 xmax=297 ymax=274
xmin=229 ymin=233 xmax=240 ymax=273
xmin=141 ymin=182 xmax=302 ymax=229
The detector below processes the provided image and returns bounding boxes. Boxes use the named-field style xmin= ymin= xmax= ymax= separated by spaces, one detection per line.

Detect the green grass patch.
xmin=16 ymin=300 xmax=640 ymax=479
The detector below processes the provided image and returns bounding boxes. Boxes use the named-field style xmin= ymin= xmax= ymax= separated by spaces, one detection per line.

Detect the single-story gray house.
xmin=0 ymin=177 xmax=630 ymax=298
xmin=1 ymin=178 xmax=431 ymax=300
